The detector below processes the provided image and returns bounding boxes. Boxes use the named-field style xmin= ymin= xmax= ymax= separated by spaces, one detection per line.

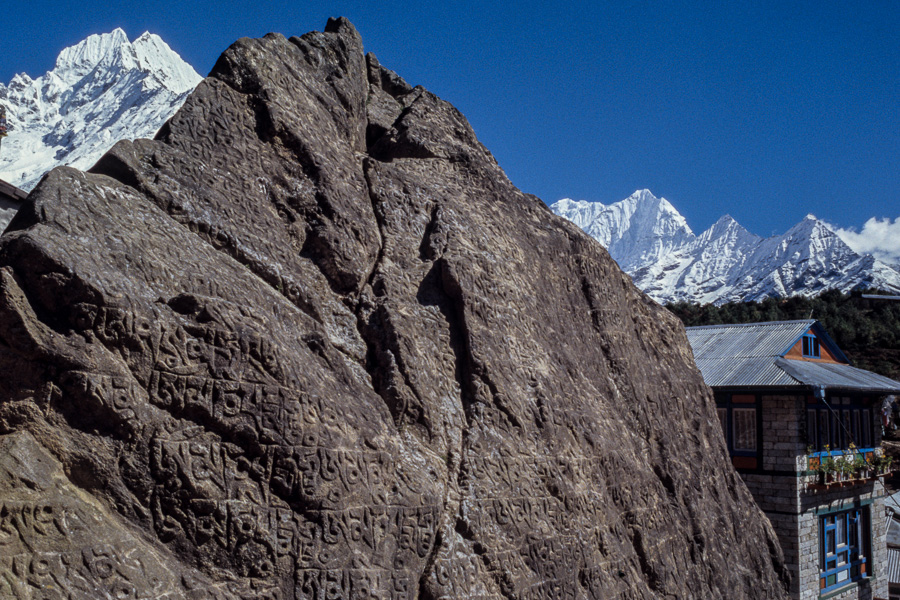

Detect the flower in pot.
xmin=851 ymin=451 xmax=870 ymax=480
xmin=876 ymin=454 xmax=894 ymax=476
xmin=817 ymin=452 xmax=837 ymax=485
xmin=807 ymin=445 xmax=820 ymax=472
xmin=837 ymin=456 xmax=855 ymax=483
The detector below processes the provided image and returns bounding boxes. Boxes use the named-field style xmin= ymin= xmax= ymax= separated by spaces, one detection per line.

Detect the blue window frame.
xmin=820 ymin=507 xmax=869 ymax=592
xmin=803 ymin=333 xmax=820 ymax=358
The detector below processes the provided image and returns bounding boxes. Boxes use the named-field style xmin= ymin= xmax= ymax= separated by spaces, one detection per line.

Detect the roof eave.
xmin=709 ymin=383 xmax=898 ymax=396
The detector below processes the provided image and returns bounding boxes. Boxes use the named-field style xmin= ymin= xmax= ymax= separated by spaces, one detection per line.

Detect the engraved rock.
xmin=0 ymin=18 xmax=788 ymax=599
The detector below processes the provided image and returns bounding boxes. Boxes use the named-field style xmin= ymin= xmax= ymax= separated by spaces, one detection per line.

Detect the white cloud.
xmin=835 ymin=217 xmax=900 ymax=265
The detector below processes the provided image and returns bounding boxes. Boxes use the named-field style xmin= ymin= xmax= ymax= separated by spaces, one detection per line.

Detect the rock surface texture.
xmin=0 ymin=19 xmax=789 ymax=600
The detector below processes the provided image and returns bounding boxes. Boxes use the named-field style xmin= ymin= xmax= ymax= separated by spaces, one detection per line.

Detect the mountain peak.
xmin=8 ymin=73 xmax=33 ymax=89
xmin=625 ymin=189 xmax=665 ymax=207
xmin=554 ymin=192 xmax=900 ymax=304
xmin=623 ymin=189 xmax=684 ymax=217
xmin=54 ymin=29 xmax=131 ymax=75
xmin=784 ymin=213 xmax=837 ymax=238
xmin=709 ymin=214 xmax=744 ymax=232
xmin=0 ymin=29 xmax=202 ymax=194
xmin=131 ymin=31 xmax=202 ymax=94
xmin=551 ymin=189 xmax=694 ymax=271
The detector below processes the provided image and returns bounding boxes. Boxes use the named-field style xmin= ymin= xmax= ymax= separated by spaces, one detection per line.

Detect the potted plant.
xmin=836 ymin=456 xmax=855 ymax=484
xmin=851 ymin=450 xmax=871 ymax=480
xmin=876 ymin=454 xmax=894 ymax=477
xmin=816 ymin=451 xmax=837 ymax=485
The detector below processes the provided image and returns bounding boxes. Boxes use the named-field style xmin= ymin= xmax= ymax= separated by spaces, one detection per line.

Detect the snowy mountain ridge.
xmin=553 ymin=190 xmax=695 ymax=272
xmin=552 ymin=190 xmax=900 ymax=305
xmin=0 ymin=29 xmax=202 ymax=193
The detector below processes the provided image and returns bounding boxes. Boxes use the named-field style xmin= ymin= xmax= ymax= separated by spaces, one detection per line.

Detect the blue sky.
xmin=2 ymin=1 xmax=900 ymax=251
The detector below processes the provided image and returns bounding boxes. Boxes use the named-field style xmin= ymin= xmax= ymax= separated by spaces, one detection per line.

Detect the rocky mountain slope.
xmin=0 ymin=29 xmax=201 ymax=194
xmin=553 ymin=190 xmax=900 ymax=305
xmin=0 ymin=19 xmax=788 ymax=599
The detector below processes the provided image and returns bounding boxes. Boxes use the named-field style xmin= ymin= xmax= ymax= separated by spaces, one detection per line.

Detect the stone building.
xmin=0 ymin=178 xmax=26 ymax=205
xmin=0 ymin=178 xmax=26 ymax=231
xmin=885 ymin=496 xmax=900 ymax=600
xmin=687 ymin=320 xmax=900 ymax=600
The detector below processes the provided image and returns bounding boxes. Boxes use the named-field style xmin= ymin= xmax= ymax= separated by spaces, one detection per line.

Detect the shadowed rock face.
xmin=0 ymin=18 xmax=788 ymax=600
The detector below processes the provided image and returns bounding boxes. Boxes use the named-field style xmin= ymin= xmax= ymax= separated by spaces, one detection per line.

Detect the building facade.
xmin=0 ymin=178 xmax=26 ymax=205
xmin=687 ymin=320 xmax=900 ymax=600
xmin=0 ymin=178 xmax=27 ymax=232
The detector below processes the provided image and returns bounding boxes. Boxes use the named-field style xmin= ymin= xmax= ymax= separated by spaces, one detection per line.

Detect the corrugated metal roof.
xmin=0 ymin=179 xmax=27 ymax=203
xmin=888 ymin=546 xmax=900 ymax=585
xmin=686 ymin=320 xmax=900 ymax=393
xmin=687 ymin=320 xmax=815 ymax=360
xmin=776 ymin=358 xmax=900 ymax=394
xmin=693 ymin=356 xmax=799 ymax=388
xmin=887 ymin=508 xmax=900 ymax=545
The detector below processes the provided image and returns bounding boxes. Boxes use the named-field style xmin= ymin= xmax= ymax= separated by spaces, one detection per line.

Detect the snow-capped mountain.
xmin=552 ymin=190 xmax=900 ymax=305
xmin=0 ymin=29 xmax=202 ymax=193
xmin=553 ymin=190 xmax=694 ymax=272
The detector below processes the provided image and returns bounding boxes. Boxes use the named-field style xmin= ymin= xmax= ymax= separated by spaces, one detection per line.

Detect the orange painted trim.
xmin=732 ymin=456 xmax=757 ymax=469
xmin=784 ymin=329 xmax=844 ymax=364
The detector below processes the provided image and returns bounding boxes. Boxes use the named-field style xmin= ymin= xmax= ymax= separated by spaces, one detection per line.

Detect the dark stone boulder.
xmin=0 ymin=18 xmax=789 ymax=599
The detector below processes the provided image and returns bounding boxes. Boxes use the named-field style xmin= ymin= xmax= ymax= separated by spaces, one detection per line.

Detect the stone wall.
xmin=761 ymin=395 xmax=808 ymax=474
xmin=744 ymin=395 xmax=806 ymax=596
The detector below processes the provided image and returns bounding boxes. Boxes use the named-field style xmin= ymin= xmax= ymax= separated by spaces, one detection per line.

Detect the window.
xmin=820 ymin=507 xmax=869 ymax=592
xmin=806 ymin=396 xmax=874 ymax=452
xmin=861 ymin=409 xmax=872 ymax=447
xmin=733 ymin=408 xmax=757 ymax=451
xmin=715 ymin=394 xmax=759 ymax=460
xmin=818 ymin=409 xmax=830 ymax=449
xmin=803 ymin=333 xmax=821 ymax=358
xmin=842 ymin=411 xmax=852 ymax=445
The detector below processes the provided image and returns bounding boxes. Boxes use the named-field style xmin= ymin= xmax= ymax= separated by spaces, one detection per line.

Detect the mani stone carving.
xmin=0 ymin=18 xmax=789 ymax=600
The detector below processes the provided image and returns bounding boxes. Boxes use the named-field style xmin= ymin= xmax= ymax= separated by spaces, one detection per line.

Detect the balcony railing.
xmin=806 ymin=446 xmax=892 ymax=489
